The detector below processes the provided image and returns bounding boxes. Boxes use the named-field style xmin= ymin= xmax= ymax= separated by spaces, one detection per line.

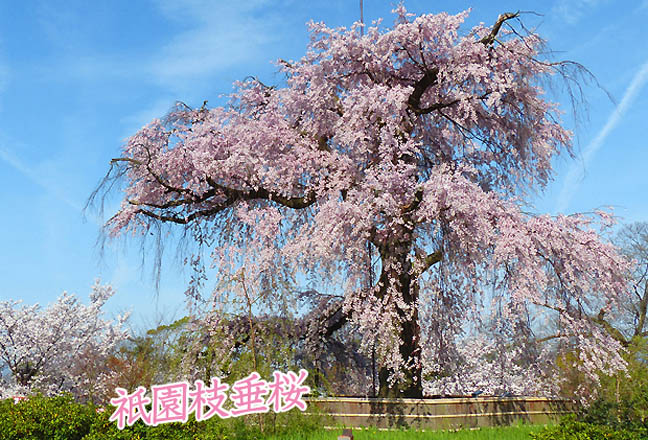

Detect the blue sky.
xmin=1 ymin=0 xmax=647 ymax=329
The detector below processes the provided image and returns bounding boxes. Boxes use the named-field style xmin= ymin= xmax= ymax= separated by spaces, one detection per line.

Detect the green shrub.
xmin=530 ymin=415 xmax=648 ymax=440
xmin=0 ymin=394 xmax=95 ymax=440
xmin=0 ymin=394 xmax=323 ymax=440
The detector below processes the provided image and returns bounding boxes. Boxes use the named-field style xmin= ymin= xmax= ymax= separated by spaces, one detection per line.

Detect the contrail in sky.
xmin=556 ymin=59 xmax=648 ymax=213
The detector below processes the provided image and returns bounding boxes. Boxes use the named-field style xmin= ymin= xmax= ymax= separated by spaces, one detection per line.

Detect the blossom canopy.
xmin=95 ymin=7 xmax=630 ymax=397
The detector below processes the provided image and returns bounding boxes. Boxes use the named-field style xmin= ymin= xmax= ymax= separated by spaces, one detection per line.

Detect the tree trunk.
xmin=376 ymin=241 xmax=423 ymax=398
xmin=377 ymin=313 xmax=423 ymax=398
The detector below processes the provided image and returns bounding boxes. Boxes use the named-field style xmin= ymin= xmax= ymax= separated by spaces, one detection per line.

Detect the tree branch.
xmin=415 ymin=249 xmax=443 ymax=277
xmin=414 ymin=99 xmax=461 ymax=115
xmin=120 ymin=162 xmax=318 ymax=225
xmin=406 ymin=11 xmax=518 ymax=116
xmin=535 ymin=333 xmax=564 ymax=344
xmin=633 ymin=281 xmax=648 ymax=338
xmin=480 ymin=12 xmax=520 ymax=46
xmin=407 ymin=67 xmax=440 ymax=114
xmin=592 ymin=309 xmax=630 ymax=347
xmin=205 ymin=177 xmax=316 ymax=209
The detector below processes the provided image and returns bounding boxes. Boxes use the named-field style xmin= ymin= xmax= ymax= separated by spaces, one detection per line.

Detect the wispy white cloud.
xmin=150 ymin=0 xmax=287 ymax=92
xmin=555 ymin=59 xmax=648 ymax=213
xmin=52 ymin=0 xmax=293 ymax=127
xmin=0 ymin=146 xmax=79 ymax=212
xmin=552 ymin=0 xmax=607 ymax=24
xmin=0 ymin=145 xmax=102 ymax=226
xmin=60 ymin=0 xmax=289 ymax=97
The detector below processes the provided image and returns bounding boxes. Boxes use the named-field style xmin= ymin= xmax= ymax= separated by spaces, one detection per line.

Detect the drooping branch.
xmin=118 ymin=162 xmax=317 ymax=225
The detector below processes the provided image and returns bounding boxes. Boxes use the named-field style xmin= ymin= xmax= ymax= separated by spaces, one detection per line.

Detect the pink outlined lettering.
xmin=267 ymin=369 xmax=310 ymax=412
xmin=151 ymin=381 xmax=189 ymax=425
xmin=230 ymin=372 xmax=270 ymax=416
xmin=189 ymin=378 xmax=231 ymax=421
xmin=109 ymin=386 xmax=151 ymax=429
xmin=108 ymin=370 xmax=309 ymax=429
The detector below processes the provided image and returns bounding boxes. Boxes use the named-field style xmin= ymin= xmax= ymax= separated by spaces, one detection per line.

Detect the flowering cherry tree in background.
xmin=0 ymin=281 xmax=129 ymax=402
xmin=92 ymin=7 xmax=630 ymax=397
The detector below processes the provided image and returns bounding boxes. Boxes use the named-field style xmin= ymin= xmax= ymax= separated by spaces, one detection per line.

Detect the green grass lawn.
xmin=265 ymin=424 xmax=545 ymax=440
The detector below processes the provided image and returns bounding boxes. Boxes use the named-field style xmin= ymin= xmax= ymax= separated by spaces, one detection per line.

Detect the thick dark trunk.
xmin=376 ymin=243 xmax=423 ymax=398
xmin=377 ymin=312 xmax=422 ymax=398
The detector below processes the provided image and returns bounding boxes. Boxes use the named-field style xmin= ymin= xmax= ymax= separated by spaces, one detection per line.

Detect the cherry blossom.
xmin=93 ymin=7 xmax=630 ymax=397
xmin=0 ymin=281 xmax=129 ymax=402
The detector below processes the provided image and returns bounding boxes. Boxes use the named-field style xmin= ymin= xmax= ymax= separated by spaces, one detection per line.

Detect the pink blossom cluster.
xmin=109 ymin=370 xmax=310 ymax=429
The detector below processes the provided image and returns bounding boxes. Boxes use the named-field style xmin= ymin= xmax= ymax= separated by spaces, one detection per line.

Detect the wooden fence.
xmin=305 ymin=396 xmax=574 ymax=430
